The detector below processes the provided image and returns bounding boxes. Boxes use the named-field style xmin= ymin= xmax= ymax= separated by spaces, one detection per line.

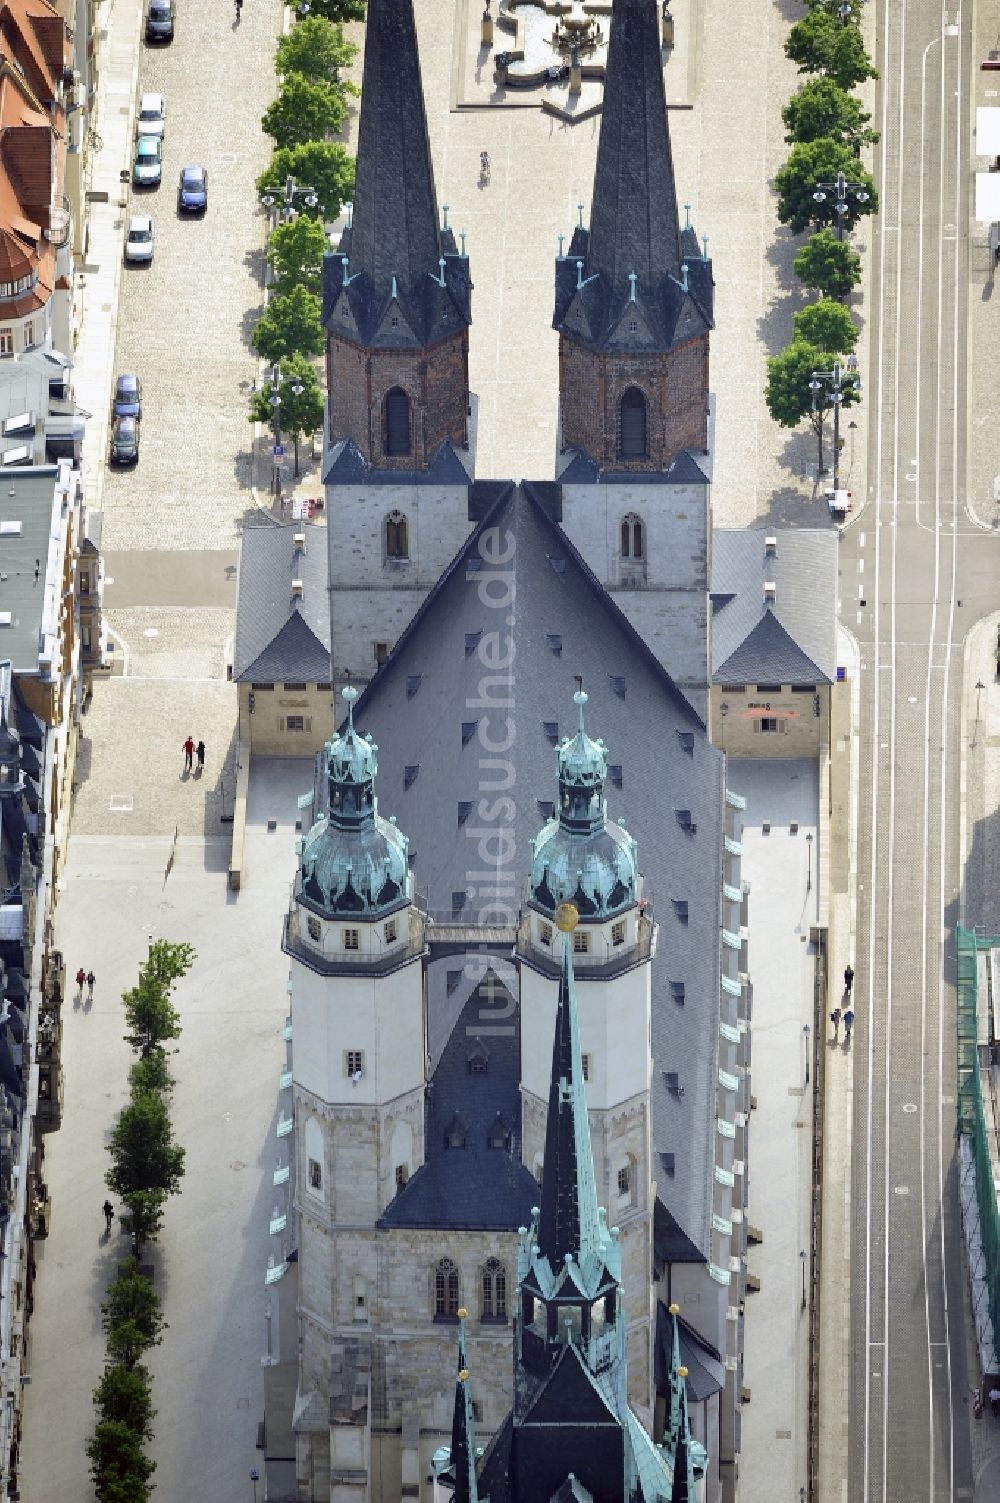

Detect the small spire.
xmin=391 ymin=273 xmax=398 ymax=300
xmin=702 ymin=233 xmax=709 ymax=261
xmin=684 ymin=202 xmax=691 ymax=229
xmin=576 ymin=259 xmax=584 ymax=290
xmin=346 ymin=200 xmax=353 ymax=228
xmin=670 ymin=1359 xmax=695 ymax=1503
xmin=342 ymin=683 xmax=359 ymax=731
xmin=681 ymin=263 xmax=688 ymax=293
xmin=574 ymin=684 xmax=587 ymax=734
xmin=341 ymin=256 xmax=350 ymax=287
xmin=628 ymin=270 xmax=637 ymax=302
xmin=577 ymin=201 xmax=585 ymax=228
xmin=439 ymin=256 xmax=447 ymax=287
xmin=558 ymin=232 xmax=565 ymax=257
xmin=460 ymin=229 xmax=467 ymax=256
xmin=449 ymin=1312 xmax=480 ymax=1503
xmin=442 ymin=203 xmax=450 ymax=229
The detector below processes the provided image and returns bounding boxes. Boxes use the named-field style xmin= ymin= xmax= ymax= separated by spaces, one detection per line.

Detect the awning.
xmin=977 ymin=107 xmax=1000 ymax=156
xmin=975 ymin=172 xmax=1000 ymax=223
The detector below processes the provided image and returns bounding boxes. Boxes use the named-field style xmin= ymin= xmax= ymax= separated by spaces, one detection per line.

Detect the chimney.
xmin=291 ymin=579 xmax=304 ymax=600
xmin=764 ymin=581 xmax=776 ymax=606
xmin=764 ymin=535 xmax=777 ymax=557
xmin=293 ymin=532 xmax=306 ymax=551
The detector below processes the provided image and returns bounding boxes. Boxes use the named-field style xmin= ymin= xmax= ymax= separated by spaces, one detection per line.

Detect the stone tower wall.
xmin=327 ymin=329 xmax=469 ymax=471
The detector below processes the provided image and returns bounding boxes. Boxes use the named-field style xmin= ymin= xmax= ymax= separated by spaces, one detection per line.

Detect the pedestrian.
xmin=830 ymin=1007 xmax=841 ymax=1039
xmin=843 ymin=1008 xmax=855 ymax=1041
xmin=990 ymin=1385 xmax=1000 ymax=1417
xmin=102 ymin=1199 xmax=114 ymax=1234
xmin=844 ymin=963 xmax=855 ymax=996
xmin=75 ymin=966 xmax=86 ymax=999
xmin=182 ymin=735 xmax=194 ymax=771
xmin=86 ymin=970 xmax=95 ymax=1001
xmin=196 ymin=739 xmax=206 ymax=772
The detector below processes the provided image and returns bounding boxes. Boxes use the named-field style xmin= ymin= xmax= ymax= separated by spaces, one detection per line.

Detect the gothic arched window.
xmin=385 ymin=511 xmax=409 ymax=560
xmin=384 ymin=387 xmax=411 ymax=456
xmin=619 ymin=386 xmax=647 ymax=458
xmin=620 ymin=513 xmax=644 ymax=560
xmin=434 ymin=1257 xmax=460 ymax=1318
xmin=481 ymin=1258 xmax=508 ymax=1322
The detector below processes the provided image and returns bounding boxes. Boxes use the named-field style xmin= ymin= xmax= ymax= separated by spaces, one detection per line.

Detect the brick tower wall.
xmin=327 ymin=328 xmax=469 ymax=470
xmin=559 ymin=334 xmax=709 ymax=472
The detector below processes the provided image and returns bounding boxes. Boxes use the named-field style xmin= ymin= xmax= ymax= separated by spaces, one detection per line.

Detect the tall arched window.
xmin=434 ymin=1257 xmax=460 ymax=1318
xmin=384 ymin=387 xmax=411 ymax=456
xmin=619 ymin=386 xmax=647 ymax=458
xmin=385 ymin=511 xmax=409 ymax=560
xmin=620 ymin=513 xmax=644 ymax=560
xmin=481 ymin=1258 xmax=508 ymax=1322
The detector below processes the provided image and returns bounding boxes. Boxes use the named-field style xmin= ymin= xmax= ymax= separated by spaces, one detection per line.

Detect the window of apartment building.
xmin=343 ymin=928 xmax=360 ymax=951
xmin=308 ymin=1158 xmax=322 ymax=1191
xmin=283 ymin=682 xmax=307 ymax=692
xmin=0 ymin=329 xmax=12 ymax=357
xmin=81 ymin=625 xmax=92 ymax=650
xmin=251 ymin=682 xmax=274 ymax=691
xmin=434 ymin=1258 xmax=460 ymax=1319
xmin=345 ymin=1049 xmax=365 ymax=1077
xmin=792 ymin=684 xmax=818 ymax=693
xmin=395 ymin=1163 xmax=409 ymax=1192
xmin=756 ymin=685 xmax=782 ymax=694
xmin=285 ymin=715 xmax=306 ymax=732
xmin=573 ymin=930 xmax=590 ymax=954
xmin=759 ymin=718 xmax=780 ymax=734
xmin=80 ymin=571 xmax=90 ymax=592
xmin=581 ymin=1053 xmax=591 ymax=1082
xmin=384 ymin=919 xmax=397 ymax=944
xmin=481 ymin=1258 xmax=508 ymax=1322
xmin=720 ymin=684 xmax=744 ymax=695
xmin=307 ymin=916 xmax=321 ymax=942
xmin=23 ymin=320 xmax=34 ymax=349
xmin=611 ymin=920 xmax=626 ymax=947
xmin=538 ymin=921 xmax=552 ymax=947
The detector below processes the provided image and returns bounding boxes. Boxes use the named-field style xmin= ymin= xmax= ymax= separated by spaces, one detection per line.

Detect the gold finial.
xmin=678 ymin=1365 xmax=689 ymax=1378
xmin=457 ymin=1307 xmax=468 ymax=1320
xmin=459 ymin=1368 xmax=470 ymax=1383
xmin=555 ymin=902 xmax=579 ymax=932
xmin=668 ymin=1302 xmax=680 ymax=1315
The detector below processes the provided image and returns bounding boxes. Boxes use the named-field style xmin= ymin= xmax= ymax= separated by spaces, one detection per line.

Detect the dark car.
xmin=145 ymin=0 xmax=174 ymax=41
xmin=109 ymin=416 xmax=140 ymax=466
xmin=177 ymin=165 xmax=208 ymax=214
xmin=112 ymin=374 xmax=142 ymax=420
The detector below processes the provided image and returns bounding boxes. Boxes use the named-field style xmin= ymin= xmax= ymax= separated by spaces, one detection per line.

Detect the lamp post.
xmin=251 ymin=1469 xmax=260 ymax=1503
xmin=812 ymin=171 xmax=870 ymax=241
xmin=260 ymin=174 xmax=319 ymax=223
xmin=803 ymin=1022 xmax=810 ymax=1086
xmin=810 ymin=362 xmax=860 ymax=497
xmin=266 ymin=363 xmax=305 ymax=497
xmin=800 ymin=1248 xmax=807 ymax=1311
xmin=806 ymin=831 xmax=813 ymax=893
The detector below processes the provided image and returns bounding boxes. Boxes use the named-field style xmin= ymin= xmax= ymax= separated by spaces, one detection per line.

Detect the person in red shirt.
xmin=182 ymin=735 xmax=194 ymax=772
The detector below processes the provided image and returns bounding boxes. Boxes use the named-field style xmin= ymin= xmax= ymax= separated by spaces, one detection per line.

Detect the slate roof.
xmin=348 ymin=483 xmax=725 ymax=1256
xmin=379 ymin=958 xmax=538 ymax=1231
xmin=710 ymin=528 xmax=838 ymax=686
xmin=233 ymin=522 xmax=331 ymax=684
xmin=323 ymin=437 xmax=471 ymax=487
xmin=557 ymin=448 xmax=711 ymax=487
xmin=653 ymin=1301 xmax=724 ymax=1404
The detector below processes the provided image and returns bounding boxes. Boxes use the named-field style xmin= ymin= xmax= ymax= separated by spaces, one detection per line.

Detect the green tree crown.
xmin=267 ymin=215 xmax=328 ymax=295
xmin=249 ymin=355 xmax=325 ymax=477
xmin=782 ymin=77 xmax=878 ymax=150
xmin=785 ymin=11 xmax=878 ymax=91
xmin=792 ymin=297 xmax=859 ymax=354
xmin=106 ymin=1091 xmax=185 ymax=1203
xmin=765 ymin=338 xmax=861 ymax=436
xmin=258 ymin=141 xmax=355 ymax=224
xmin=276 ymin=16 xmax=357 ymax=87
xmin=253 ymin=285 xmax=325 ymax=364
xmin=295 ymin=0 xmax=365 ymax=21
xmin=129 ymin=1050 xmax=175 ymax=1097
xmin=101 ymin=1260 xmax=168 ymax=1351
xmin=261 ymin=74 xmax=347 ymax=151
xmin=774 ymin=137 xmax=878 ymax=235
xmin=94 ymin=1365 xmax=156 ymax=1439
xmin=792 ymin=228 xmax=862 ymax=299
xmin=86 ymin=1418 xmax=155 ymax=1503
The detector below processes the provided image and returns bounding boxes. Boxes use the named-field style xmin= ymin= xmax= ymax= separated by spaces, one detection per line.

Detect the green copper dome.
xmin=530 ymin=691 xmax=638 ymax=919
xmin=299 ymin=686 xmax=409 ymax=916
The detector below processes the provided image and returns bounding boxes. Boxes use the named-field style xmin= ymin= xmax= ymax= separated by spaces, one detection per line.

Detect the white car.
xmin=137 ymin=92 xmax=166 ymax=139
xmin=125 ymin=214 xmax=155 ymax=264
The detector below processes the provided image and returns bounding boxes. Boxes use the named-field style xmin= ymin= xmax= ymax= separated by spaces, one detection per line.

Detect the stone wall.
xmin=327 ymin=329 xmax=469 ymax=470
xmin=558 ymin=335 xmax=709 ymax=472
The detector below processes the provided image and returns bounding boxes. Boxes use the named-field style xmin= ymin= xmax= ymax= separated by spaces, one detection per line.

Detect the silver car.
xmin=137 ymin=92 xmax=166 ymax=140
xmin=125 ymin=215 xmax=155 ymax=264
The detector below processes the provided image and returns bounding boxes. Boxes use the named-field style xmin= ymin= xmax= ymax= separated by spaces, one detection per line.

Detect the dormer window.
xmin=487 ymin=1113 xmax=509 ymax=1150
xmin=467 ymin=1045 xmax=488 ymax=1074
xmin=445 ymin=1113 xmax=467 ymax=1149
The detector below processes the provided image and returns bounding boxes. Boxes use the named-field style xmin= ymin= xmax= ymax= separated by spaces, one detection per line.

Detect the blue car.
xmin=178 ymin=165 xmax=208 ymax=214
xmin=112 ymin=374 xmax=142 ymax=420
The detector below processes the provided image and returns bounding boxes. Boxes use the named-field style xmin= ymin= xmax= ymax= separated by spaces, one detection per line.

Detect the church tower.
xmin=324 ymin=0 xmax=472 ymax=472
xmin=553 ymin=0 xmax=712 ymax=473
xmin=518 ymin=690 xmax=655 ymax=1420
xmin=284 ymin=686 xmax=427 ymax=1503
xmin=434 ymin=915 xmax=691 ymax=1503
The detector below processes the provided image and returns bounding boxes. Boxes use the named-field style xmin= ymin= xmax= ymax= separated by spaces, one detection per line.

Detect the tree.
xmin=258 ymin=141 xmax=355 ymax=224
xmin=253 ymin=285 xmax=324 ymax=363
xmin=87 ymin=1419 xmax=155 ymax=1503
xmin=261 ymin=75 xmax=347 ymax=151
xmin=122 ymin=979 xmax=181 ymax=1056
xmin=267 ymin=215 xmax=328 ymax=295
xmin=793 ymin=228 xmax=862 ymax=299
xmin=296 ymin=0 xmax=365 ymax=21
xmin=792 ymin=297 xmax=858 ymax=353
xmin=102 ymin=1260 xmax=168 ymax=1360
xmin=765 ymin=338 xmax=861 ymax=471
xmin=276 ymin=16 xmax=357 ymax=87
xmin=129 ymin=1050 xmax=174 ymax=1098
xmin=107 ymin=1091 xmax=185 ymax=1205
xmin=785 ymin=11 xmax=878 ymax=91
xmin=122 ymin=1189 xmax=169 ymax=1258
xmin=774 ymin=138 xmax=878 ymax=235
xmin=141 ymin=939 xmax=196 ymax=996
xmin=249 ymin=355 xmax=325 ymax=477
xmin=782 ymin=77 xmax=878 ymax=151
xmin=94 ymin=1365 xmax=155 ymax=1440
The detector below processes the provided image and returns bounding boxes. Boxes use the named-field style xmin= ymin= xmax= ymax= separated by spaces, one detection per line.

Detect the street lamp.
xmin=260 ymin=174 xmax=319 ymax=222
xmin=812 ymin=171 xmax=870 ymax=241
xmin=267 ymin=363 xmax=305 ymax=496
xmin=251 ymin=1468 xmax=260 ymax=1503
xmin=806 ymin=831 xmax=813 ymax=893
xmin=810 ymin=361 xmax=859 ymax=498
xmin=803 ymin=1022 xmax=810 ymax=1087
xmin=800 ymin=1248 xmax=807 ymax=1311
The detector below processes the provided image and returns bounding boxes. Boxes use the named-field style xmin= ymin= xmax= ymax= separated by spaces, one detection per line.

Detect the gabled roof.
xmin=557 ymin=447 xmax=711 ymax=487
xmin=710 ymin=527 xmax=838 ymax=686
xmin=323 ymin=435 xmax=471 ymax=487
xmin=347 ymin=482 xmax=725 ymax=1256
xmin=233 ymin=522 xmax=331 ymax=683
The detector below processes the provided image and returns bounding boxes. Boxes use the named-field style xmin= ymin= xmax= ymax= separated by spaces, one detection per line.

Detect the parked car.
xmin=109 ymin=416 xmax=140 ymax=466
xmin=124 ymin=215 xmax=155 ymax=264
xmin=112 ymin=374 xmax=142 ymax=420
xmin=144 ymin=0 xmax=174 ymax=40
xmin=136 ymin=92 xmax=166 ymax=139
xmin=177 ymin=165 xmax=208 ymax=214
xmin=132 ymin=135 xmax=162 ymax=187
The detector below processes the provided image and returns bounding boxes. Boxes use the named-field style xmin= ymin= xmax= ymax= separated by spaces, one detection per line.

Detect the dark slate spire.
xmin=448 ymin=1310 xmax=480 ymax=1503
xmin=588 ymin=0 xmax=682 ymax=295
xmin=351 ymin=0 xmax=442 ymax=300
xmin=536 ymin=918 xmax=603 ymax=1269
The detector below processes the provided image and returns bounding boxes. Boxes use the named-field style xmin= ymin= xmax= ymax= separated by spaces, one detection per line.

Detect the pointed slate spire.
xmin=587 ymin=0 xmax=682 ymax=295
xmin=670 ymin=1361 xmax=695 ymax=1503
xmin=662 ymin=1302 xmax=685 ymax=1454
xmin=536 ymin=910 xmax=603 ymax=1269
xmin=449 ymin=1310 xmax=480 ymax=1503
xmin=349 ymin=0 xmax=443 ymax=304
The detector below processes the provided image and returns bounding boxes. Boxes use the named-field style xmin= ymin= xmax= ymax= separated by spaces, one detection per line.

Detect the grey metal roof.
xmin=233 ymin=522 xmax=331 ymax=683
xmin=346 ymin=483 xmax=725 ymax=1255
xmin=0 ymin=469 xmax=63 ymax=675
xmin=710 ymin=527 xmax=838 ymax=686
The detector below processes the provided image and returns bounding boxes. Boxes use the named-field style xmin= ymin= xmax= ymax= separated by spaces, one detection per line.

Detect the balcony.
xmin=45 ymin=195 xmax=71 ymax=248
